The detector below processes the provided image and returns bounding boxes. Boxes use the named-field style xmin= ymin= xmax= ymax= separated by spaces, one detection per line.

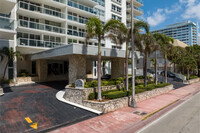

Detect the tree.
xmin=181 ymin=52 xmax=197 ymax=80
xmin=141 ymin=32 xmax=157 ymax=87
xmin=86 ymin=18 xmax=125 ymax=101
xmin=167 ymin=46 xmax=185 ymax=73
xmin=157 ymin=34 xmax=174 ymax=83
xmin=0 ymin=47 xmax=22 ymax=80
xmin=105 ymin=21 xmax=150 ymax=91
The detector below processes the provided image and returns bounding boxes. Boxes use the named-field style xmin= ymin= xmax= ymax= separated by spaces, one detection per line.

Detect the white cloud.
xmin=147 ymin=9 xmax=166 ymax=27
xmin=180 ymin=0 xmax=200 ymax=20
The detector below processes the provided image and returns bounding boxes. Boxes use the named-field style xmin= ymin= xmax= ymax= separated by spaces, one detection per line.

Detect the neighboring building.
xmin=148 ymin=39 xmax=188 ymax=72
xmin=0 ymin=0 xmax=143 ymax=83
xmin=198 ymin=35 xmax=200 ymax=45
xmin=152 ymin=21 xmax=199 ymax=46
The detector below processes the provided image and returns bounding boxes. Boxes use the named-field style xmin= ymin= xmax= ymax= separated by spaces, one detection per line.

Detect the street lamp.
xmin=129 ymin=0 xmax=137 ymax=108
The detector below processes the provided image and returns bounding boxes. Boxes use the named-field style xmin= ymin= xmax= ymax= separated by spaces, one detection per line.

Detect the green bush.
xmin=189 ymin=76 xmax=198 ymax=80
xmin=115 ymin=80 xmax=122 ymax=85
xmin=103 ymin=91 xmax=127 ymax=99
xmin=88 ymin=93 xmax=96 ymax=100
xmin=101 ymin=80 xmax=109 ymax=86
xmin=90 ymin=80 xmax=98 ymax=87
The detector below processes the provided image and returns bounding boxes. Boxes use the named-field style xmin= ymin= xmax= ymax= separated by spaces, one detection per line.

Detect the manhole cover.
xmin=133 ymin=111 xmax=148 ymax=116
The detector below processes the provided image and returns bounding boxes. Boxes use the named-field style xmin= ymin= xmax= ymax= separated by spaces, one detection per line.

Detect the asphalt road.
xmin=138 ymin=91 xmax=200 ymax=133
xmin=0 ymin=82 xmax=97 ymax=133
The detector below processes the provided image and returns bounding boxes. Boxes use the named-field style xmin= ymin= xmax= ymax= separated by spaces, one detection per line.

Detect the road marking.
xmin=30 ymin=122 xmax=38 ymax=130
xmin=137 ymin=91 xmax=200 ymax=133
xmin=25 ymin=117 xmax=38 ymax=130
xmin=25 ymin=117 xmax=32 ymax=123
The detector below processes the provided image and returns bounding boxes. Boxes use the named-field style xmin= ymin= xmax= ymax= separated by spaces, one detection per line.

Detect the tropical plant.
xmin=0 ymin=47 xmax=22 ymax=80
xmin=156 ymin=34 xmax=174 ymax=83
xmin=141 ymin=32 xmax=157 ymax=87
xmin=86 ymin=18 xmax=126 ymax=101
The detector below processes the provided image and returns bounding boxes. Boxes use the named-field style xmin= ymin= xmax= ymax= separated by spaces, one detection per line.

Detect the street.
xmin=138 ymin=91 xmax=200 ymax=133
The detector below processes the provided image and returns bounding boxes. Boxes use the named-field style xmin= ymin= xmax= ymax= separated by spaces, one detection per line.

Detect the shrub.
xmin=90 ymin=80 xmax=98 ymax=87
xmin=103 ymin=91 xmax=127 ymax=99
xmin=101 ymin=80 xmax=109 ymax=86
xmin=189 ymin=76 xmax=198 ymax=80
xmin=117 ymin=77 xmax=125 ymax=82
xmin=88 ymin=93 xmax=96 ymax=100
xmin=115 ymin=80 xmax=121 ymax=85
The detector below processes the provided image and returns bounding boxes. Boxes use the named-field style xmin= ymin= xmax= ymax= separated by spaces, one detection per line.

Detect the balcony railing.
xmin=68 ymin=0 xmax=97 ymax=15
xmin=18 ymin=19 xmax=66 ymax=34
xmin=18 ymin=1 xmax=66 ymax=19
xmin=127 ymin=5 xmax=143 ymax=13
xmin=67 ymin=14 xmax=89 ymax=24
xmin=67 ymin=30 xmax=86 ymax=37
xmin=53 ymin=0 xmax=66 ymax=4
xmin=18 ymin=38 xmax=65 ymax=48
xmin=135 ymin=0 xmax=143 ymax=5
xmin=0 ymin=16 xmax=14 ymax=30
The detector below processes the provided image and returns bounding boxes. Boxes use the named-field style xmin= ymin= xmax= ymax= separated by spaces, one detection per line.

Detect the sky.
xmin=141 ymin=0 xmax=200 ymax=33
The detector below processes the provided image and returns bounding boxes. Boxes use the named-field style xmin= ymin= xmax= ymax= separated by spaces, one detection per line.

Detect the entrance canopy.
xmin=31 ymin=44 xmax=142 ymax=60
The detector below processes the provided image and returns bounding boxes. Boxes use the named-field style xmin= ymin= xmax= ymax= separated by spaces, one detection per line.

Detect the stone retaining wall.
xmin=65 ymin=84 xmax=173 ymax=113
xmin=65 ymin=83 xmax=124 ymax=104
xmin=0 ymin=86 xmax=4 ymax=96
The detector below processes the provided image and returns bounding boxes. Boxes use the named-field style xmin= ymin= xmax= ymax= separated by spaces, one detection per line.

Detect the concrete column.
xmin=111 ymin=58 xmax=125 ymax=79
xmin=36 ymin=60 xmax=47 ymax=82
xmin=86 ymin=59 xmax=93 ymax=74
xmin=68 ymin=55 xmax=86 ymax=84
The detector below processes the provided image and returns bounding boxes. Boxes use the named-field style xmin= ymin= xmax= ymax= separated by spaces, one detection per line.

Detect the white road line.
xmin=137 ymin=91 xmax=200 ymax=133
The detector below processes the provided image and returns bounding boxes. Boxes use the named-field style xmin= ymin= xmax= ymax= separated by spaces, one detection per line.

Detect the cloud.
xmin=180 ymin=0 xmax=200 ymax=20
xmin=147 ymin=9 xmax=166 ymax=27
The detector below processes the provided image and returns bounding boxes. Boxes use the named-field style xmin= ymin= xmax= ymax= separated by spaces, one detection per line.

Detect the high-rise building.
xmin=152 ymin=21 xmax=199 ymax=46
xmin=0 ymin=0 xmax=143 ymax=82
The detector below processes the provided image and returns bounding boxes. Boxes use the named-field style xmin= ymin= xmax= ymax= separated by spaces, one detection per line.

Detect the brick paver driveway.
xmin=0 ymin=82 xmax=97 ymax=133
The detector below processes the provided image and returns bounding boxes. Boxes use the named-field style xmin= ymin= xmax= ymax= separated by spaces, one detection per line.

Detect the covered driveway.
xmin=0 ymin=82 xmax=97 ymax=133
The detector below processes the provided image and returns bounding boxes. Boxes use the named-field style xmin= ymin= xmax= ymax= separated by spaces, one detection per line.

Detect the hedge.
xmin=88 ymin=83 xmax=171 ymax=100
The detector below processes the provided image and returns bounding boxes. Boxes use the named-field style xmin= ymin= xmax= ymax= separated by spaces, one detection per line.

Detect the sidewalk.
xmin=50 ymin=82 xmax=200 ymax=133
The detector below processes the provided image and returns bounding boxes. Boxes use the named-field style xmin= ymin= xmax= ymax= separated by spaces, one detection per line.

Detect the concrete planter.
xmin=17 ymin=76 xmax=39 ymax=83
xmin=184 ymin=78 xmax=200 ymax=84
xmin=65 ymin=84 xmax=173 ymax=113
xmin=0 ymin=86 xmax=4 ymax=96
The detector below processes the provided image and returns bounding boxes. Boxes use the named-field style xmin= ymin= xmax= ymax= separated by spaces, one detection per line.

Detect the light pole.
xmin=130 ymin=0 xmax=137 ymax=108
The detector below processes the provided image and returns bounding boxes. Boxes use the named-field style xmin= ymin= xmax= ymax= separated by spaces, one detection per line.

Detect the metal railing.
xmin=68 ymin=0 xmax=97 ymax=15
xmin=67 ymin=14 xmax=89 ymax=24
xmin=18 ymin=38 xmax=65 ymax=48
xmin=0 ymin=16 xmax=14 ymax=30
xmin=53 ymin=0 xmax=66 ymax=4
xmin=18 ymin=19 xmax=66 ymax=34
xmin=18 ymin=1 xmax=66 ymax=19
xmin=67 ymin=30 xmax=86 ymax=37
xmin=127 ymin=5 xmax=143 ymax=12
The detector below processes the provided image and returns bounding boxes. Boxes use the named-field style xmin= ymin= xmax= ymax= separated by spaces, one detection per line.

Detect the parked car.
xmin=160 ymin=71 xmax=176 ymax=78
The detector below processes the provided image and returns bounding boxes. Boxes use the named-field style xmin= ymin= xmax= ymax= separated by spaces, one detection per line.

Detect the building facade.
xmin=152 ymin=21 xmax=199 ymax=46
xmin=0 ymin=0 xmax=144 ymax=83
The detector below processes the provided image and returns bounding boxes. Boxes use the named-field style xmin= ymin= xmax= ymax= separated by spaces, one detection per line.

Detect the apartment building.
xmin=152 ymin=21 xmax=199 ymax=46
xmin=0 ymin=0 xmax=143 ymax=83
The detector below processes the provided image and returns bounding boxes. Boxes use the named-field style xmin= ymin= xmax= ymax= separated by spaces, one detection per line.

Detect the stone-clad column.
xmin=111 ymin=58 xmax=125 ymax=79
xmin=36 ymin=60 xmax=47 ymax=81
xmin=68 ymin=55 xmax=86 ymax=84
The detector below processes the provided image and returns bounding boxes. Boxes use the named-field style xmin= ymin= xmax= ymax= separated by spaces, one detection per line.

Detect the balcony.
xmin=67 ymin=0 xmax=97 ymax=16
xmin=126 ymin=5 xmax=143 ymax=16
xmin=127 ymin=15 xmax=144 ymax=24
xmin=0 ymin=16 xmax=16 ymax=39
xmin=126 ymin=0 xmax=143 ymax=7
xmin=18 ymin=19 xmax=66 ymax=36
xmin=18 ymin=38 xmax=65 ymax=48
xmin=67 ymin=14 xmax=88 ymax=25
xmin=0 ymin=0 xmax=16 ymax=14
xmin=17 ymin=1 xmax=66 ymax=22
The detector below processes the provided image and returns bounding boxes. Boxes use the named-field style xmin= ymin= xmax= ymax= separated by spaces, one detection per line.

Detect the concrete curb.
xmin=56 ymin=90 xmax=102 ymax=115
xmin=0 ymin=87 xmax=4 ymax=96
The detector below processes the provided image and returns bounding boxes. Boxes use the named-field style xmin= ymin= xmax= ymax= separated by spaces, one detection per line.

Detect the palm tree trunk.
xmin=144 ymin=52 xmax=147 ymax=87
xmin=164 ymin=54 xmax=167 ymax=83
xmin=3 ymin=61 xmax=9 ymax=80
xmin=174 ymin=63 xmax=176 ymax=73
xmin=155 ymin=51 xmax=157 ymax=85
xmin=125 ymin=43 xmax=129 ymax=91
xmin=97 ymin=39 xmax=102 ymax=101
xmin=187 ymin=69 xmax=190 ymax=80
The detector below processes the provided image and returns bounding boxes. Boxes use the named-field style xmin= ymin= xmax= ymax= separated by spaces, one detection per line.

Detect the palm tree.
xmin=0 ymin=47 xmax=22 ymax=80
xmin=86 ymin=18 xmax=126 ymax=101
xmin=141 ymin=32 xmax=157 ymax=87
xmin=158 ymin=34 xmax=174 ymax=83
xmin=104 ymin=21 xmax=150 ymax=90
